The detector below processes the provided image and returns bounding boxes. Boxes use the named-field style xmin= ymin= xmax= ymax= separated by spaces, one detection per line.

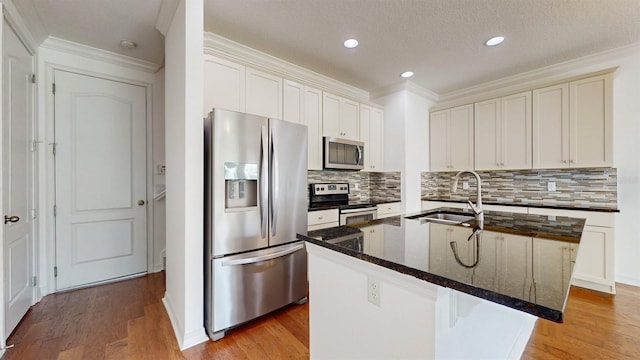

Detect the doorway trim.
xmin=38 ymin=41 xmax=159 ymax=296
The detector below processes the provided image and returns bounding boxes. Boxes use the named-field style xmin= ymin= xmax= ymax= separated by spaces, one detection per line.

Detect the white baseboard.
xmin=162 ymin=293 xmax=209 ymax=350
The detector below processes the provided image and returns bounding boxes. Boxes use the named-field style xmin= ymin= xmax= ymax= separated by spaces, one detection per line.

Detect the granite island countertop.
xmin=297 ymin=208 xmax=586 ymax=322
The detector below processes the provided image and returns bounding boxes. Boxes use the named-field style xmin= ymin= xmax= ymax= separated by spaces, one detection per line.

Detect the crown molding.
xmin=370 ymin=80 xmax=439 ymax=103
xmin=203 ymin=31 xmax=369 ymax=102
xmin=2 ymin=0 xmax=47 ymax=54
xmin=155 ymin=0 xmax=179 ymax=36
xmin=435 ymin=42 xmax=640 ymax=109
xmin=41 ymin=37 xmax=161 ymax=73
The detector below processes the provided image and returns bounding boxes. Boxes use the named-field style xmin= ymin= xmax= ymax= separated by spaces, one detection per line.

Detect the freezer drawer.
xmin=207 ymin=241 xmax=308 ymax=339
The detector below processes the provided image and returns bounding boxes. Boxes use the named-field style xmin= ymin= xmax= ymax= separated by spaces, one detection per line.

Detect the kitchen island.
xmin=297 ymin=208 xmax=585 ymax=359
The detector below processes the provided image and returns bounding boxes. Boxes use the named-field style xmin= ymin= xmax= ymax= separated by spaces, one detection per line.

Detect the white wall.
xmin=152 ymin=67 xmax=166 ymax=272
xmin=374 ymin=87 xmax=435 ymax=214
xmin=162 ymin=0 xmax=208 ymax=350
xmin=609 ymin=50 xmax=640 ymax=286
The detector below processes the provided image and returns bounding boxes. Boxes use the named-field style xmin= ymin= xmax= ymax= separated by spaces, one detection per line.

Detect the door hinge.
xmin=53 ymin=204 xmax=57 ymax=217
xmin=54 ymin=266 xmax=58 ymax=277
xmin=52 ymin=83 xmax=56 ymax=94
xmin=31 ymin=74 xmax=36 ymax=84
xmin=31 ymin=139 xmax=43 ymax=152
xmin=31 ymin=208 xmax=37 ymax=220
xmin=52 ymin=143 xmax=57 ymax=156
xmin=30 ymin=276 xmax=37 ymax=287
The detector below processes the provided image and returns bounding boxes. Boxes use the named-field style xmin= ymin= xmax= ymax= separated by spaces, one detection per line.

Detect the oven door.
xmin=340 ymin=208 xmax=377 ymax=225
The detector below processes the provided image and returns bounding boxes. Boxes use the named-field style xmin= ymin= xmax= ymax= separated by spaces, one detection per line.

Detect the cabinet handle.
xmin=318 ymin=216 xmax=323 ymax=220
xmin=570 ymin=159 xmax=574 ymax=163
xmin=563 ymin=160 xmax=568 ymax=164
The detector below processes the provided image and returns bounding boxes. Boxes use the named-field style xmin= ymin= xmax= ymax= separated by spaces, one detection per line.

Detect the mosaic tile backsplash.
xmin=421 ymin=168 xmax=618 ymax=210
xmin=308 ymin=171 xmax=401 ymax=204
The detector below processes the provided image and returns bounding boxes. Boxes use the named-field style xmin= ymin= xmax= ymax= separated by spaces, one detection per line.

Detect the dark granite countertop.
xmin=297 ymin=208 xmax=586 ymax=323
xmin=421 ymin=197 xmax=620 ymax=213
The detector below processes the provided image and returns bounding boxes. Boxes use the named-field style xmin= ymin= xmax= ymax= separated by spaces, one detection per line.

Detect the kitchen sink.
xmin=405 ymin=211 xmax=475 ymax=225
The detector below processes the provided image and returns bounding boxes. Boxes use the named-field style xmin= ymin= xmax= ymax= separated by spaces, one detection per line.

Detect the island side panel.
xmin=306 ymin=242 xmax=439 ymax=359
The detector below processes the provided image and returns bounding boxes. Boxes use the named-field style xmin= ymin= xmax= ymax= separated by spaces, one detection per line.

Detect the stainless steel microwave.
xmin=323 ymin=137 xmax=364 ymax=170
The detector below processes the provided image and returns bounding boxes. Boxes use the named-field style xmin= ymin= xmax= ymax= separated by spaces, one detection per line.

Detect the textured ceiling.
xmin=11 ymin=1 xmax=640 ymax=95
xmin=14 ymin=0 xmax=165 ymax=65
xmin=204 ymin=0 xmax=640 ymax=95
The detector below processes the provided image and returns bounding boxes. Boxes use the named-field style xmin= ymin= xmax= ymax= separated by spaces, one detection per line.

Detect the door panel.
xmin=269 ymin=119 xmax=307 ymax=246
xmin=54 ymin=70 xmax=147 ymax=290
xmin=3 ymin=21 xmax=34 ymax=338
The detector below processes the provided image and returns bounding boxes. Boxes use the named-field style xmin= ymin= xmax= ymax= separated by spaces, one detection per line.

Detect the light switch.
xmin=462 ymin=182 xmax=469 ymax=190
xmin=547 ymin=182 xmax=556 ymax=192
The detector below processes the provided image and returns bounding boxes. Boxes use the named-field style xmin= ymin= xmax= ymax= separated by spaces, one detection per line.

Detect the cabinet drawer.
xmin=377 ymin=202 xmax=401 ymax=217
xmin=308 ymin=209 xmax=339 ymax=226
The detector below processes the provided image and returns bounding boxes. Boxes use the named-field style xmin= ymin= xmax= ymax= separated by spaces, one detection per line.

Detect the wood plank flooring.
xmin=4 ymin=272 xmax=639 ymax=359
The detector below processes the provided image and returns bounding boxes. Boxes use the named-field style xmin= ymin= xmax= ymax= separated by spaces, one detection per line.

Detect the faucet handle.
xmin=468 ymin=201 xmax=482 ymax=215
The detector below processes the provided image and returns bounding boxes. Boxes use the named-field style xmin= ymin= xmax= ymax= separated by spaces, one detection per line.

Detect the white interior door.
xmin=54 ymin=70 xmax=147 ymax=290
xmin=2 ymin=21 xmax=34 ymax=338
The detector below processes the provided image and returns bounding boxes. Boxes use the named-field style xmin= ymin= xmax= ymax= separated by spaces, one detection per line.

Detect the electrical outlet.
xmin=462 ymin=181 xmax=469 ymax=190
xmin=547 ymin=182 xmax=556 ymax=192
xmin=368 ymin=277 xmax=381 ymax=306
xmin=352 ymin=183 xmax=360 ymax=191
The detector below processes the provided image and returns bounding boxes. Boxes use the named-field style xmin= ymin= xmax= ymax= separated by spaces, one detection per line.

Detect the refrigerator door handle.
xmin=221 ymin=243 xmax=304 ymax=266
xmin=270 ymin=126 xmax=279 ymax=237
xmin=260 ymin=126 xmax=268 ymax=239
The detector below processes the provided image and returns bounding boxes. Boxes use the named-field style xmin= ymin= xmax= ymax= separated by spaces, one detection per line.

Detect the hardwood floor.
xmin=4 ymin=272 xmax=640 ymax=359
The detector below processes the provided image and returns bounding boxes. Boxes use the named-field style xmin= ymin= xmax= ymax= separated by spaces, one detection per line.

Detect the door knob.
xmin=137 ymin=200 xmax=145 ymax=206
xmin=4 ymin=215 xmax=19 ymax=224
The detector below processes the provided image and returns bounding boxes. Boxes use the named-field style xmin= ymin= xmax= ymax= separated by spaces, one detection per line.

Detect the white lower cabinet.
xmin=307 ymin=209 xmax=339 ymax=231
xmin=532 ymin=238 xmax=577 ymax=310
xmin=363 ymin=225 xmax=383 ymax=257
xmin=528 ymin=207 xmax=615 ymax=294
xmin=376 ymin=202 xmax=401 ymax=218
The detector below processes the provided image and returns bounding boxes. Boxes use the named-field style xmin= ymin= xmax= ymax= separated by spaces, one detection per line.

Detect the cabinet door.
xmin=569 ymin=74 xmax=612 ymax=167
xmin=449 ymin=104 xmax=474 ymax=170
xmin=304 ymin=86 xmax=323 ymax=170
xmin=472 ymin=231 xmax=499 ymax=290
xmin=533 ymin=84 xmax=569 ymax=168
xmin=532 ymin=238 xmax=573 ymax=310
xmin=502 ymin=91 xmax=532 ymax=169
xmin=322 ymin=92 xmax=341 ymax=138
xmin=360 ymin=105 xmax=384 ymax=172
xmin=203 ymin=55 xmax=245 ymax=116
xmin=283 ymin=79 xmax=304 ymax=124
xmin=474 ymin=98 xmax=501 ymax=170
xmin=429 ymin=109 xmax=450 ymax=171
xmin=341 ymin=98 xmax=359 ymax=140
xmin=572 ymin=225 xmax=614 ymax=289
xmin=245 ymin=67 xmax=282 ymax=119
xmin=498 ymin=233 xmax=532 ymax=300
xmin=363 ymin=225 xmax=383 ymax=257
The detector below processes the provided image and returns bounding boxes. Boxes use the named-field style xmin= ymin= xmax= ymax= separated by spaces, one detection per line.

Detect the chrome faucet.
xmin=451 ymin=170 xmax=484 ymax=227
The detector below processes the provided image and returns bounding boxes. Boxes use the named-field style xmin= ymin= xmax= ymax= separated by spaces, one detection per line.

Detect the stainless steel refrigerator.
xmin=204 ymin=109 xmax=308 ymax=341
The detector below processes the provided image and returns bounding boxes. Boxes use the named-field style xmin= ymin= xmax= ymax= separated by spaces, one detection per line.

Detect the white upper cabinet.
xmin=283 ymin=79 xmax=304 ymax=124
xmin=429 ymin=104 xmax=474 ymax=172
xmin=323 ymin=92 xmax=359 ymax=140
xmin=245 ymin=67 xmax=282 ymax=119
xmin=533 ymin=74 xmax=612 ymax=168
xmin=284 ymin=80 xmax=323 ymax=170
xmin=475 ymin=91 xmax=532 ymax=170
xmin=359 ymin=104 xmax=384 ymax=172
xmin=203 ymin=55 xmax=283 ymax=119
xmin=569 ymin=74 xmax=613 ymax=167
xmin=203 ymin=55 xmax=245 ymax=116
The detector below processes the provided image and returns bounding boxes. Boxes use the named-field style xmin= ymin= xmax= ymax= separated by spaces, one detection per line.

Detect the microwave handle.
xmin=355 ymin=146 xmax=362 ymax=165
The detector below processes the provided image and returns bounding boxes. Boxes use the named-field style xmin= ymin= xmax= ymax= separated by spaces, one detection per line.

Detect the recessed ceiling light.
xmin=485 ymin=36 xmax=505 ymax=47
xmin=120 ymin=39 xmax=137 ymax=50
xmin=400 ymin=71 xmax=414 ymax=78
xmin=343 ymin=38 xmax=359 ymax=49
